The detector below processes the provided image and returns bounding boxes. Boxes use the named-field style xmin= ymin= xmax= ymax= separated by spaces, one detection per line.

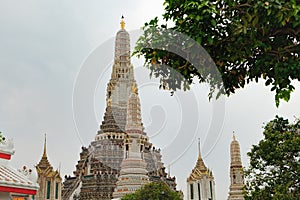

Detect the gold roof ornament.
xmin=198 ymin=138 xmax=201 ymax=158
xmin=120 ymin=15 xmax=125 ymax=29
xmin=36 ymin=133 xmax=52 ymax=172
xmin=107 ymin=97 xmax=112 ymax=107
xmin=43 ymin=133 xmax=47 ymax=158
xmin=187 ymin=138 xmax=213 ymax=182
xmin=131 ymin=82 xmax=138 ymax=94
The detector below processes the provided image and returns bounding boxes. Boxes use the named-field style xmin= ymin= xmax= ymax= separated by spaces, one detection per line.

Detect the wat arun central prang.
xmin=62 ymin=16 xmax=177 ymax=200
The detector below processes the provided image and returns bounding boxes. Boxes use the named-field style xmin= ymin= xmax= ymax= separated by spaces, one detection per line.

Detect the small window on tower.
xmin=198 ymin=182 xmax=201 ymax=200
xmin=46 ymin=181 xmax=51 ymax=199
xmin=55 ymin=182 xmax=59 ymax=199
xmin=209 ymin=181 xmax=213 ymax=200
xmin=233 ymin=174 xmax=236 ymax=184
xmin=190 ymin=184 xmax=194 ymax=200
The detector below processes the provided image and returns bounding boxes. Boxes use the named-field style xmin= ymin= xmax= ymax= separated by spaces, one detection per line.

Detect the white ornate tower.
xmin=113 ymin=87 xmax=149 ymax=199
xmin=187 ymin=140 xmax=216 ymax=200
xmin=62 ymin=16 xmax=177 ymax=200
xmin=228 ymin=134 xmax=245 ymax=200
xmin=104 ymin=15 xmax=136 ymax=134
xmin=112 ymin=138 xmax=149 ymax=199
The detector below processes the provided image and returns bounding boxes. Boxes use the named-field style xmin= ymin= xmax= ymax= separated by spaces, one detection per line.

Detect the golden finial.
xmin=120 ymin=15 xmax=125 ymax=29
xmin=131 ymin=82 xmax=138 ymax=94
xmin=233 ymin=131 xmax=236 ymax=141
xmin=43 ymin=133 xmax=47 ymax=158
xmin=107 ymin=97 xmax=112 ymax=106
xmin=198 ymin=138 xmax=201 ymax=158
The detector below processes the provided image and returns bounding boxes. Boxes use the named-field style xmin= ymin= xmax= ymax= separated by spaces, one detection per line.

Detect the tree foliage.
xmin=134 ymin=0 xmax=300 ymax=106
xmin=121 ymin=181 xmax=182 ymax=200
xmin=244 ymin=116 xmax=300 ymax=199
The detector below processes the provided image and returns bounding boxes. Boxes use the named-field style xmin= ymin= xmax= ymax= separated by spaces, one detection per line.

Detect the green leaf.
xmin=134 ymin=0 xmax=300 ymax=106
xmin=208 ymin=37 xmax=213 ymax=45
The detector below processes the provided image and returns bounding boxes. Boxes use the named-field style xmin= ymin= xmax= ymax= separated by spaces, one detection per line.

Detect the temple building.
xmin=35 ymin=135 xmax=62 ymax=200
xmin=62 ymin=16 xmax=176 ymax=200
xmin=187 ymin=139 xmax=216 ymax=200
xmin=0 ymin=132 xmax=39 ymax=199
xmin=227 ymin=134 xmax=245 ymax=200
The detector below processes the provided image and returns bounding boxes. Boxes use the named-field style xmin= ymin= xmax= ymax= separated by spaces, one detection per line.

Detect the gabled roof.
xmin=0 ymin=165 xmax=39 ymax=194
xmin=0 ymin=132 xmax=39 ymax=195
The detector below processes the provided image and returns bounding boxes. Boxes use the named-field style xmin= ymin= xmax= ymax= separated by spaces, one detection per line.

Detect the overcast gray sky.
xmin=1 ymin=1 xmax=299 ymax=200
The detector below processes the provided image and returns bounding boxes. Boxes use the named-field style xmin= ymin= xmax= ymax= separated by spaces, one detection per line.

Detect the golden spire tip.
xmin=233 ymin=131 xmax=236 ymax=141
xmin=198 ymin=138 xmax=201 ymax=158
xmin=120 ymin=15 xmax=125 ymax=29
xmin=43 ymin=133 xmax=47 ymax=157
xmin=107 ymin=97 xmax=112 ymax=107
xmin=131 ymin=82 xmax=138 ymax=94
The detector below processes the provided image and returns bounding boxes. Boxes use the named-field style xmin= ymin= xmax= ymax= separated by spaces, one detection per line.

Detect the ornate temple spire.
xmin=62 ymin=17 xmax=177 ymax=200
xmin=114 ymin=15 xmax=131 ymax=67
xmin=230 ymin=132 xmax=242 ymax=168
xmin=187 ymin=139 xmax=209 ymax=181
xmin=198 ymin=138 xmax=201 ymax=158
xmin=36 ymin=134 xmax=52 ymax=172
xmin=125 ymin=82 xmax=143 ymax=134
xmin=228 ymin=133 xmax=245 ymax=200
xmin=120 ymin=15 xmax=125 ymax=29
xmin=42 ymin=133 xmax=47 ymax=158
xmin=97 ymin=15 xmax=135 ymax=134
xmin=36 ymin=134 xmax=62 ymax=200
xmin=187 ymin=139 xmax=215 ymax=200
xmin=188 ymin=140 xmax=209 ymax=180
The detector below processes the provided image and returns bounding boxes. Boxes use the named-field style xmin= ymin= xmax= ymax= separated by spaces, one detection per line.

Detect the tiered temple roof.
xmin=36 ymin=135 xmax=61 ymax=178
xmin=99 ymin=101 xmax=123 ymax=134
xmin=187 ymin=139 xmax=213 ymax=182
xmin=186 ymin=139 xmax=216 ymax=200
